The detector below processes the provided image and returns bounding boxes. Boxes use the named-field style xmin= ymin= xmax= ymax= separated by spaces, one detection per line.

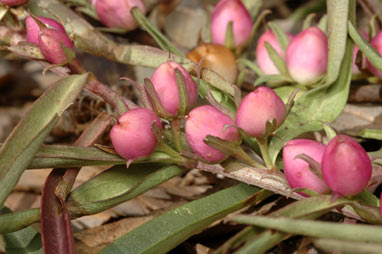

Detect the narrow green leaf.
xmin=225 ymin=21 xmax=235 ymax=50
xmin=348 ymin=22 xmax=382 ymax=71
xmin=0 ymin=73 xmax=89 ymax=207
xmin=318 ymin=14 xmax=327 ymax=32
xmin=233 ymin=216 xmax=382 ymax=244
xmin=314 ymin=238 xmax=382 ymax=254
xmin=268 ymin=22 xmax=290 ymax=52
xmin=201 ymin=68 xmax=235 ymax=96
xmin=0 ymin=208 xmax=40 ymax=234
xmin=100 ymin=184 xmax=266 ymax=254
xmin=1 ymin=208 xmax=42 ymax=254
xmin=234 ymin=195 xmax=354 ymax=254
xmin=254 ymin=74 xmax=289 ymax=87
xmin=326 ymin=0 xmax=349 ymax=85
xmin=67 ymin=164 xmax=186 ymax=216
xmin=264 ymin=42 xmax=289 ymax=77
xmin=357 ymin=128 xmax=382 ymax=140
xmin=237 ymin=58 xmax=264 ymax=76
xmin=131 ymin=7 xmax=184 ymax=57
xmin=302 ymin=13 xmax=316 ymax=30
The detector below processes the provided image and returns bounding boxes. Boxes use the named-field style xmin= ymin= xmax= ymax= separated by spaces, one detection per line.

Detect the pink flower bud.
xmin=38 ymin=28 xmax=74 ymax=64
xmin=322 ymin=135 xmax=372 ymax=197
xmin=0 ymin=0 xmax=27 ymax=6
xmin=256 ymin=30 xmax=293 ymax=75
xmin=283 ymin=139 xmax=330 ymax=196
xmin=210 ymin=0 xmax=253 ymax=48
xmin=185 ymin=105 xmax=239 ymax=162
xmin=286 ymin=27 xmax=328 ymax=85
xmin=151 ymin=61 xmax=197 ymax=115
xmin=95 ymin=0 xmax=145 ymax=31
xmin=26 ymin=16 xmax=66 ymax=45
xmin=235 ymin=86 xmax=286 ymax=137
xmin=367 ymin=31 xmax=382 ymax=78
xmin=110 ymin=108 xmax=162 ymax=160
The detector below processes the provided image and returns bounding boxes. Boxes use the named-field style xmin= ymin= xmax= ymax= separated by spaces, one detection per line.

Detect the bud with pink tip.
xmin=110 ymin=108 xmax=162 ymax=160
xmin=286 ymin=27 xmax=328 ymax=85
xmin=321 ymin=135 xmax=372 ymax=197
xmin=283 ymin=139 xmax=330 ymax=196
xmin=256 ymin=30 xmax=293 ymax=75
xmin=210 ymin=0 xmax=253 ymax=48
xmin=26 ymin=16 xmax=66 ymax=45
xmin=367 ymin=31 xmax=382 ymax=78
xmin=0 ymin=0 xmax=28 ymax=6
xmin=185 ymin=105 xmax=240 ymax=162
xmin=151 ymin=61 xmax=197 ymax=116
xmin=38 ymin=28 xmax=74 ymax=64
xmin=236 ymin=86 xmax=286 ymax=137
xmin=95 ymin=0 xmax=145 ymax=31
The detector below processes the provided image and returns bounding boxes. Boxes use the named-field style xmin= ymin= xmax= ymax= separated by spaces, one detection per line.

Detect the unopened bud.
xmin=210 ymin=0 xmax=253 ymax=48
xmin=187 ymin=43 xmax=238 ymax=83
xmin=110 ymin=108 xmax=162 ymax=160
xmin=185 ymin=105 xmax=239 ymax=162
xmin=321 ymin=135 xmax=372 ymax=196
xmin=95 ymin=0 xmax=145 ymax=30
xmin=151 ymin=61 xmax=197 ymax=116
xmin=236 ymin=86 xmax=286 ymax=137
xmin=26 ymin=16 xmax=66 ymax=45
xmin=286 ymin=27 xmax=328 ymax=85
xmin=283 ymin=139 xmax=329 ymax=196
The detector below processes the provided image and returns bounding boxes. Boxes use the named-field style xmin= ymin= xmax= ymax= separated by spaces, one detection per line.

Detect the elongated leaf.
xmin=348 ymin=22 xmax=382 ymax=71
xmin=1 ymin=208 xmax=42 ymax=254
xmin=233 ymin=216 xmax=382 ymax=244
xmin=326 ymin=0 xmax=349 ymax=85
xmin=0 ymin=73 xmax=89 ymax=207
xmin=41 ymin=170 xmax=75 ymax=254
xmin=268 ymin=22 xmax=290 ymax=52
xmin=0 ymin=208 xmax=40 ymax=234
xmin=67 ymin=164 xmax=186 ymax=216
xmin=230 ymin=195 xmax=355 ymax=254
xmin=131 ymin=7 xmax=184 ymax=57
xmin=237 ymin=58 xmax=264 ymax=76
xmin=254 ymin=74 xmax=289 ymax=87
xmin=264 ymin=42 xmax=289 ymax=77
xmin=357 ymin=128 xmax=382 ymax=140
xmin=100 ymin=184 xmax=268 ymax=254
xmin=314 ymin=238 xmax=382 ymax=254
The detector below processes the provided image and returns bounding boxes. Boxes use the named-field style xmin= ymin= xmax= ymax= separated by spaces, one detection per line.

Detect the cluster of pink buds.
xmin=210 ymin=0 xmax=253 ymax=48
xmin=25 ymin=16 xmax=74 ymax=65
xmin=283 ymin=135 xmax=372 ymax=197
xmin=0 ymin=0 xmax=28 ymax=6
xmin=94 ymin=0 xmax=145 ymax=31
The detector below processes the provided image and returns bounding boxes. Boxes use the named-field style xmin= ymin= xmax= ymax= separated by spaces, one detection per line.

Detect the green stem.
xmin=257 ymin=137 xmax=272 ymax=169
xmin=170 ymin=119 xmax=182 ymax=152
